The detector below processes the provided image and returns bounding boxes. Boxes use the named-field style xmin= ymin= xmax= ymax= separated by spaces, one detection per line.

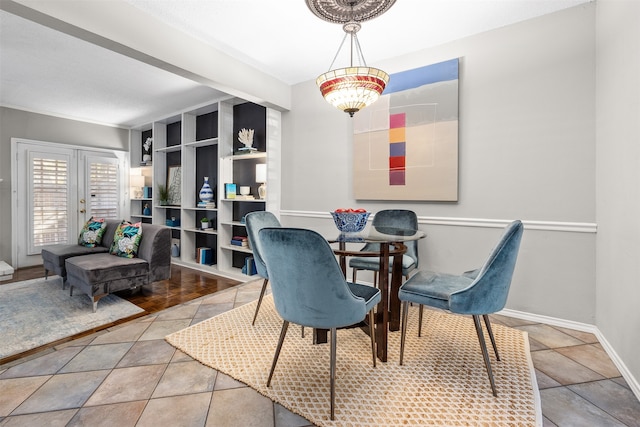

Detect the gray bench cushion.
xmin=42 ymin=244 xmax=110 ymax=278
xmin=66 ymin=253 xmax=149 ymax=286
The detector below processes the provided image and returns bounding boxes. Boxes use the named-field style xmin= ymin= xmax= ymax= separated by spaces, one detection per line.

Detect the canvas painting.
xmin=353 ymin=58 xmax=459 ymax=201
xmin=167 ymin=166 xmax=181 ymax=205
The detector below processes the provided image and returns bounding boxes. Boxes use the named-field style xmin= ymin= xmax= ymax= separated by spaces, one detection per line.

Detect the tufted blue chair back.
xmin=259 ymin=228 xmax=368 ymax=329
xmin=245 ymin=211 xmax=281 ymax=279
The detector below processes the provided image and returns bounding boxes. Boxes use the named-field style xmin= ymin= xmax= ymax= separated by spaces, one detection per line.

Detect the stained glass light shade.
xmin=317 ymin=66 xmax=389 ymax=117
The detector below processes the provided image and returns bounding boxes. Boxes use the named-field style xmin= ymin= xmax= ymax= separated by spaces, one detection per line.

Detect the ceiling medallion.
xmin=305 ymin=0 xmax=396 ymax=24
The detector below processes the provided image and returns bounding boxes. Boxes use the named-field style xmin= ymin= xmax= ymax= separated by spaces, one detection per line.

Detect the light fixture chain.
xmin=327 ymin=32 xmax=349 ymax=71
xmin=352 ymin=32 xmax=368 ymax=67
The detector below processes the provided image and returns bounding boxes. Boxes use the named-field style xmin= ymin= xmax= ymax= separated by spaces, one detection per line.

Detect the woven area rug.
xmin=166 ymin=295 xmax=542 ymax=426
xmin=0 ymin=276 xmax=144 ymax=361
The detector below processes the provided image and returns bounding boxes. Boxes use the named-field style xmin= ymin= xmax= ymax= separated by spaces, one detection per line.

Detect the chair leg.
xmin=399 ymin=301 xmax=410 ymax=365
xmin=352 ymin=268 xmax=358 ymax=284
xmin=472 ymin=315 xmax=498 ymax=396
xmin=418 ymin=304 xmax=424 ymax=337
xmin=252 ymin=278 xmax=269 ymax=326
xmin=368 ymin=309 xmax=376 ymax=368
xmin=267 ymin=320 xmax=289 ymax=387
xmin=483 ymin=314 xmax=500 ymax=361
xmin=330 ymin=327 xmax=337 ymax=420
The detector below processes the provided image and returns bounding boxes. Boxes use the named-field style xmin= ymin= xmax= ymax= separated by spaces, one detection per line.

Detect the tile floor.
xmin=1 ymin=279 xmax=639 ymax=426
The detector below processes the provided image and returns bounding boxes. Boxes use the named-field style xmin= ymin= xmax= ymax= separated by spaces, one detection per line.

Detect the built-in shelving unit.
xmin=129 ymin=97 xmax=281 ymax=280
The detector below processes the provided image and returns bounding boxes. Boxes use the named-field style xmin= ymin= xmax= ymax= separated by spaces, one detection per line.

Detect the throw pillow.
xmin=110 ymin=220 xmax=143 ymax=258
xmin=78 ymin=217 xmax=107 ymax=247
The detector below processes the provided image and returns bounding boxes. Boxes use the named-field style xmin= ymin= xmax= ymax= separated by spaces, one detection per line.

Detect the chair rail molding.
xmin=280 ymin=210 xmax=597 ymax=234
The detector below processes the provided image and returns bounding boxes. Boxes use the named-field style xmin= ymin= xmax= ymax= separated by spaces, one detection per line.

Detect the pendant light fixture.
xmin=306 ymin=0 xmax=396 ymax=117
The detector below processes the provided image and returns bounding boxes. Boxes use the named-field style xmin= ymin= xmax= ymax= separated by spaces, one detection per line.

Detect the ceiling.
xmin=0 ymin=0 xmax=591 ymax=128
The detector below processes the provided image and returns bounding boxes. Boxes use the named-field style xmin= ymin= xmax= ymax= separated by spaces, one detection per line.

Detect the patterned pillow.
xmin=110 ymin=220 xmax=143 ymax=258
xmin=78 ymin=217 xmax=107 ymax=247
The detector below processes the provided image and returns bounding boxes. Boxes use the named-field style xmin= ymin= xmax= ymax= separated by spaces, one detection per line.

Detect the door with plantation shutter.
xmin=14 ymin=141 xmax=123 ymax=268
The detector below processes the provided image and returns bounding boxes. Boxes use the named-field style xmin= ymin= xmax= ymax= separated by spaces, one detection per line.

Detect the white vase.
xmin=199 ymin=177 xmax=214 ymax=203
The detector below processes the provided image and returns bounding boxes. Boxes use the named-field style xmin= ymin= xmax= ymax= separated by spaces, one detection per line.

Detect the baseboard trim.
xmin=500 ymin=308 xmax=640 ymax=401
xmin=279 ymin=210 xmax=597 ymax=234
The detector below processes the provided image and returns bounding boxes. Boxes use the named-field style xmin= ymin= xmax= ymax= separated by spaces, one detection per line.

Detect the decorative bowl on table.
xmin=331 ymin=210 xmax=370 ymax=233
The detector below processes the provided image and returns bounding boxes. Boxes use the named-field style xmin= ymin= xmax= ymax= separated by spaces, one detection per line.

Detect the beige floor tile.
xmin=556 ymin=344 xmax=621 ymax=378
xmin=90 ymin=322 xmax=151 ymax=345
xmin=274 ymin=403 xmax=314 ymax=427
xmin=490 ymin=313 xmax=537 ymax=327
xmin=201 ymin=289 xmax=238 ymax=305
xmin=84 ymin=364 xmax=166 ymax=406
xmin=214 ymin=371 xmax=248 ymax=391
xmin=0 ymin=347 xmax=82 ymax=379
xmin=137 ymin=393 xmax=212 ymax=427
xmin=207 ymin=387 xmax=275 ymax=427
xmin=0 ymin=376 xmax=50 ymax=416
xmin=194 ymin=302 xmax=235 ymax=320
xmin=551 ymin=325 xmax=599 ymax=344
xmin=12 ymin=370 xmax=109 ymax=414
xmin=59 ymin=342 xmax=133 ymax=373
xmin=517 ymin=324 xmax=585 ymax=348
xmin=534 ymin=369 xmax=561 ymax=390
xmin=116 ymin=339 xmax=176 ymax=368
xmin=0 ymin=408 xmax=77 ymax=427
xmin=152 ymin=360 xmax=217 ymax=398
xmin=155 ymin=303 xmax=201 ymax=321
xmin=67 ymin=400 xmax=147 ymax=427
xmin=137 ymin=319 xmax=193 ymax=341
xmin=541 ymin=387 xmax=627 ymax=426
xmin=531 ymin=350 xmax=604 ymax=385
xmin=569 ymin=380 xmax=640 ymax=427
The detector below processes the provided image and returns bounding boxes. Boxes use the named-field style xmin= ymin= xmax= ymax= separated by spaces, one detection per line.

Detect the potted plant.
xmin=200 ymin=217 xmax=210 ymax=230
xmin=157 ymin=184 xmax=169 ymax=206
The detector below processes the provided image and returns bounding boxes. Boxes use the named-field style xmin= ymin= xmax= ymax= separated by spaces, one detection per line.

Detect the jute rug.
xmin=0 ymin=276 xmax=144 ymax=361
xmin=166 ymin=295 xmax=542 ymax=426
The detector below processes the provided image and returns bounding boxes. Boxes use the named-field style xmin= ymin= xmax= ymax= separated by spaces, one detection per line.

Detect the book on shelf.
xmin=230 ymin=236 xmax=248 ymax=247
xmin=143 ymin=186 xmax=152 ymax=199
xmin=224 ymin=183 xmax=236 ymax=199
xmin=197 ymin=201 xmax=216 ymax=208
xmin=197 ymin=247 xmax=213 ymax=265
xmin=242 ymin=256 xmax=257 ymax=276
xmin=234 ymin=195 xmax=255 ymax=200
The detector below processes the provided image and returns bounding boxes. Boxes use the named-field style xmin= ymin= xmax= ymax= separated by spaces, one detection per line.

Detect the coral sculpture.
xmin=238 ymin=128 xmax=256 ymax=151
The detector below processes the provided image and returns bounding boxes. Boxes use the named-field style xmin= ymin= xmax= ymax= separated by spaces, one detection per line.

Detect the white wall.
xmin=595 ymin=0 xmax=640 ymax=393
xmin=282 ymin=4 xmax=598 ymax=323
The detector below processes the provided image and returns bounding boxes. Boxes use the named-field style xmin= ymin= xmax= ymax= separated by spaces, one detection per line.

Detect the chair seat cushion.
xmin=349 ymin=254 xmax=416 ymax=275
xmin=347 ymin=282 xmax=382 ymax=311
xmin=398 ymin=270 xmax=474 ymax=310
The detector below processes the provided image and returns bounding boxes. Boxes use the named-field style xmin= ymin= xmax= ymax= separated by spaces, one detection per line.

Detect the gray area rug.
xmin=0 ymin=276 xmax=144 ymax=360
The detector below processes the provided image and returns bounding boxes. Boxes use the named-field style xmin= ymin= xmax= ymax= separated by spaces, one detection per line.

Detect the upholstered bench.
xmin=42 ymin=220 xmax=119 ymax=288
xmin=65 ymin=222 xmax=171 ymax=312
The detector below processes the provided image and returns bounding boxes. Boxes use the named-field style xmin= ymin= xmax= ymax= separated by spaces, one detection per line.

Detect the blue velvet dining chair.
xmin=398 ymin=220 xmax=524 ymax=396
xmin=349 ymin=209 xmax=419 ymax=286
xmin=259 ymin=227 xmax=381 ymax=421
xmin=244 ymin=211 xmax=281 ymax=325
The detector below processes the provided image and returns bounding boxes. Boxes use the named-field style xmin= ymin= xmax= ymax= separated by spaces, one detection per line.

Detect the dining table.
xmin=318 ymin=224 xmax=426 ymax=362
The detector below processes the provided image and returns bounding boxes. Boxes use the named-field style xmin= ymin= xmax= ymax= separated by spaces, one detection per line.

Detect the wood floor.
xmin=1 ymin=264 xmax=242 ymax=314
xmin=0 ymin=264 xmax=244 ymax=364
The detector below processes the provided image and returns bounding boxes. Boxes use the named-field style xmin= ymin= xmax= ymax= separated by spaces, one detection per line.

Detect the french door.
xmin=13 ymin=139 xmax=123 ymax=268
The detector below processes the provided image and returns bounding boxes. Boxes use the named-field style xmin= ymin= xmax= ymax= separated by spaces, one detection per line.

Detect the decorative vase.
xmin=199 ymin=177 xmax=214 ymax=203
xmin=171 ymin=243 xmax=180 ymax=257
xmin=142 ymin=204 xmax=151 ymax=216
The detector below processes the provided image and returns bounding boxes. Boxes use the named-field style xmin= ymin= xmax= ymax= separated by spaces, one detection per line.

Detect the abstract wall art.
xmin=353 ymin=58 xmax=459 ymax=201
